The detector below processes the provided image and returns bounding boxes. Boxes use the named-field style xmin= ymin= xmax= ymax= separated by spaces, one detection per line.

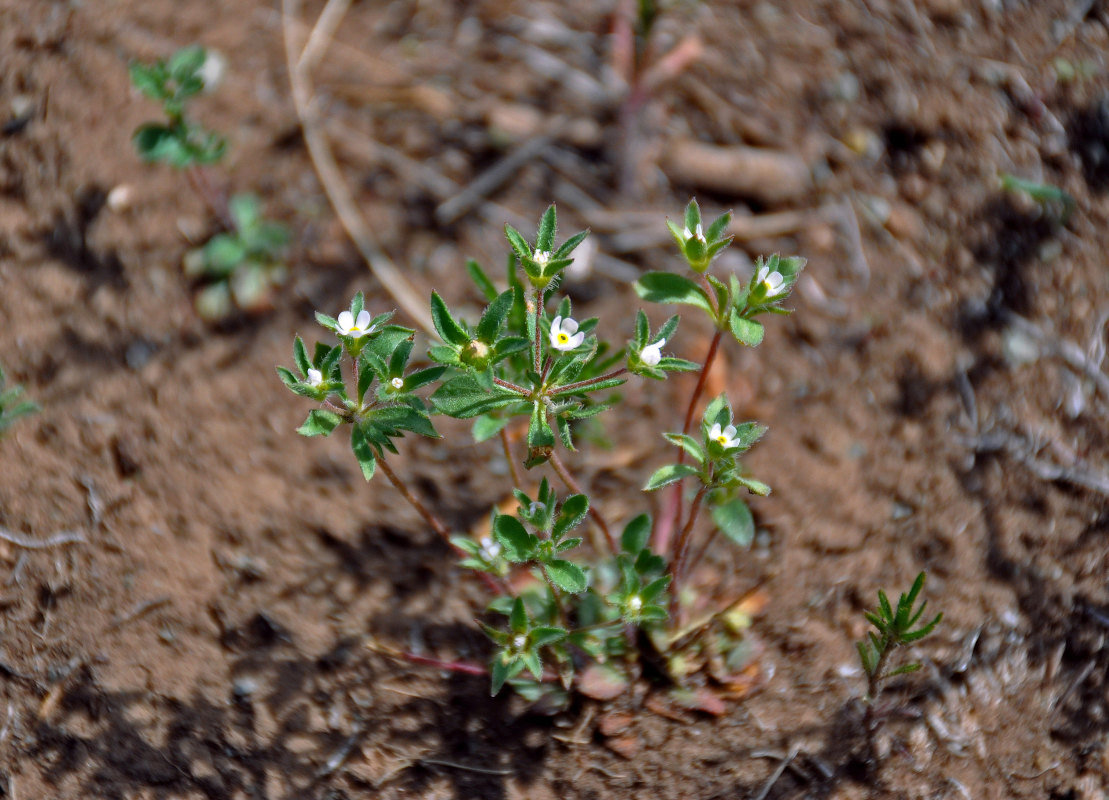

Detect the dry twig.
xmin=0 ymin=528 xmax=86 ymax=549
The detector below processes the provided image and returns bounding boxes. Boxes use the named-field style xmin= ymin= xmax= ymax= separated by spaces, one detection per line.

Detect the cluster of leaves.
xmin=130 ymin=45 xmax=291 ymax=321
xmin=130 ymin=45 xmax=226 ymax=168
xmin=856 ymin=572 xmax=942 ymax=701
xmin=184 ymin=194 xmax=290 ymax=320
xmin=0 ymin=366 xmax=37 ymax=437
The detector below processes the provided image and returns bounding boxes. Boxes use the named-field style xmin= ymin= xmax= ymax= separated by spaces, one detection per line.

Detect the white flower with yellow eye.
xmin=709 ymin=422 xmax=740 ymax=449
xmin=549 ymin=315 xmax=585 ymax=351
xmin=336 ymin=309 xmax=374 ymax=338
xmin=755 ymin=265 xmax=786 ymax=298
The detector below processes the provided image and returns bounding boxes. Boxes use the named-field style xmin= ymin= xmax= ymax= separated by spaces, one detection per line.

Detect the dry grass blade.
xmin=281 ymin=0 xmax=434 ymax=336
xmin=0 ymin=527 xmax=86 ymax=549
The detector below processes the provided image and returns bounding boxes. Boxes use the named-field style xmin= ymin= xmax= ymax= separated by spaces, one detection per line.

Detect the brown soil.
xmin=3 ymin=0 xmax=1109 ymax=797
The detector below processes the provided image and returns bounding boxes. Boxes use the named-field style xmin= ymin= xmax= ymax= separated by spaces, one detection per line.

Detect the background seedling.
xmin=0 ymin=366 xmax=38 ymax=437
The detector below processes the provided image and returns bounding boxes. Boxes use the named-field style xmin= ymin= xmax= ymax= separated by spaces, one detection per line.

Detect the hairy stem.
xmin=532 ymin=287 xmax=543 ymax=375
xmin=492 ymin=376 xmax=530 ymax=396
xmin=548 ymin=451 xmax=618 ymax=553
xmin=551 ymin=367 xmax=629 ymax=397
xmin=669 ymin=483 xmax=709 ymax=620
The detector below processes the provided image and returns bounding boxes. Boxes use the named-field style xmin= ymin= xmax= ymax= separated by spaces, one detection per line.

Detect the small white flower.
xmin=513 ymin=634 xmax=528 ymax=651
xmin=390 ymin=376 xmax=405 ymax=390
xmin=336 ymin=309 xmax=374 ymax=338
xmin=640 ymin=338 xmax=665 ymax=367
xmin=549 ymin=315 xmax=585 ymax=351
xmin=479 ymin=536 xmax=501 ymax=561
xmin=532 ymin=250 xmax=551 ymax=266
xmin=199 ymin=50 xmax=228 ymax=93
xmin=755 ymin=265 xmax=786 ymax=298
xmin=306 ymin=368 xmax=323 ymax=387
xmin=682 ymin=223 xmax=705 ymax=243
xmin=709 ymin=422 xmax=740 ymax=449
xmin=627 ymin=595 xmax=643 ymax=612
xmin=528 ymin=501 xmax=546 ymax=517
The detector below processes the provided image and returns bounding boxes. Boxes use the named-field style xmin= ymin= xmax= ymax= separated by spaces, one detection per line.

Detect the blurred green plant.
xmin=130 ymin=45 xmax=290 ymax=321
xmin=0 ymin=366 xmax=38 ymax=436
xmin=184 ymin=194 xmax=290 ymax=320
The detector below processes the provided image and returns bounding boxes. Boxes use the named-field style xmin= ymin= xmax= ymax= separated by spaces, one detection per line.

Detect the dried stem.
xmin=549 ymin=451 xmax=618 ymax=554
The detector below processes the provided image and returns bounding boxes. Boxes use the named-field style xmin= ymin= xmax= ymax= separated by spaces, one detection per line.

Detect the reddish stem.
xmin=377 ymin=456 xmax=504 ymax=595
xmin=184 ymin=165 xmax=233 ymax=229
xmin=549 ymin=451 xmax=618 ymax=554
xmin=654 ymin=328 xmax=724 ymax=554
xmin=669 ymin=484 xmax=708 ymax=620
xmin=499 ymin=426 xmax=523 ymax=489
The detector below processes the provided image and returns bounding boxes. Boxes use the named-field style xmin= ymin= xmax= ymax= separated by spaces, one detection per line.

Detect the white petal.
xmin=551 ymin=315 xmax=564 ymax=335
xmin=641 ymin=341 xmax=663 ymax=366
xmin=755 ymin=265 xmax=769 ymax=284
xmin=709 ymin=423 xmax=722 ymax=440
xmin=724 ymin=424 xmax=737 ymax=439
xmin=307 ymin=368 xmax=322 ymax=386
xmin=561 ymin=316 xmax=579 ymax=334
xmin=568 ymin=331 xmax=585 ymax=348
xmin=337 ymin=310 xmax=354 ymax=332
xmin=355 ymin=309 xmax=372 ymax=329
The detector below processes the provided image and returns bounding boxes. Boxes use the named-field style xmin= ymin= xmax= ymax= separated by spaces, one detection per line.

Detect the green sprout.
xmin=184 ymin=194 xmax=290 ymax=320
xmin=0 ymin=366 xmax=38 ymax=436
xmin=857 ymin=571 xmax=942 ymax=703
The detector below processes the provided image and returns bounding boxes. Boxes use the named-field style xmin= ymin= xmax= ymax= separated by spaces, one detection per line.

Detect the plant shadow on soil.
xmin=28 ymin=519 xmax=549 ymax=800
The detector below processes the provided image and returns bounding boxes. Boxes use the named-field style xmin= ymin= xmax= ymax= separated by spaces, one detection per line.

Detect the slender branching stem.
xmin=551 ymin=367 xmax=629 ymax=397
xmin=377 ymin=456 xmax=504 ymax=595
xmin=862 ymin=643 xmax=892 ymax=760
xmin=184 ymin=164 xmax=232 ymax=229
xmin=669 ymin=483 xmax=709 ymax=619
xmin=548 ymin=451 xmax=618 ymax=553
xmin=492 ymin=376 xmax=530 ymax=396
xmin=656 ymin=328 xmax=724 ymax=554
xmin=499 ymin=427 xmax=524 ymax=488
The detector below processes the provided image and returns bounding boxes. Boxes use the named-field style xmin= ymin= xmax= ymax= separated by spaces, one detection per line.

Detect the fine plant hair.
xmin=129 ymin=46 xmax=289 ymax=319
xmin=0 ymin=365 xmax=38 ymax=437
xmin=856 ymin=571 xmax=942 ymax=759
xmin=279 ymin=200 xmax=806 ymax=701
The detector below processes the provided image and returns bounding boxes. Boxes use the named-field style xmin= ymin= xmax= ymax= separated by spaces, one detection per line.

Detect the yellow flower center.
xmin=716 ymin=435 xmax=728 ymax=445
xmin=557 ymin=333 xmax=569 ymax=344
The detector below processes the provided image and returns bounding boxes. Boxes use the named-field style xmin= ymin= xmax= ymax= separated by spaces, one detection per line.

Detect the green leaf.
xmin=521 ymin=649 xmax=544 ymax=680
xmin=536 ymin=205 xmax=557 ymax=252
xmin=684 ymin=198 xmax=701 ymax=232
xmin=510 ymin=597 xmax=529 ymax=633
xmin=292 ymin=336 xmax=311 ymax=375
xmin=662 ymin=433 xmax=705 ymax=464
xmin=554 ymin=229 xmax=589 ymax=259
xmin=297 ymin=409 xmax=343 ymax=437
xmin=350 ymin=425 xmax=377 ymax=481
xmin=477 ymin=289 xmax=514 ymax=342
xmin=640 ymin=575 xmax=671 ymax=604
xmin=431 ymin=374 xmax=520 ymax=418
xmin=472 ymin=414 xmax=510 ymax=443
xmin=711 ymin=497 xmax=754 ymax=548
xmin=705 ymin=210 xmax=732 ymax=241
xmin=553 ymin=494 xmax=589 ymax=539
xmin=735 ymin=476 xmax=771 ymax=496
xmin=528 ymin=402 xmax=554 ymax=449
xmin=644 ymin=463 xmax=700 ymax=491
xmin=429 ymin=291 xmax=469 ymax=346
xmin=621 ymin=514 xmax=651 ymax=553
xmin=730 ymin=312 xmax=765 ymax=347
xmin=530 ymin=626 xmax=568 ymax=648
xmin=168 ymin=45 xmax=205 ymax=80
xmin=494 ymin=515 xmax=536 ymax=562
xmin=504 ymin=225 xmax=531 ymax=261
xmin=491 ymin=656 xmax=523 ymax=695
xmin=544 ymin=560 xmax=587 ymax=593
xmin=634 ymin=272 xmax=712 ymax=314
xmin=466 ymin=259 xmax=499 ymax=301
